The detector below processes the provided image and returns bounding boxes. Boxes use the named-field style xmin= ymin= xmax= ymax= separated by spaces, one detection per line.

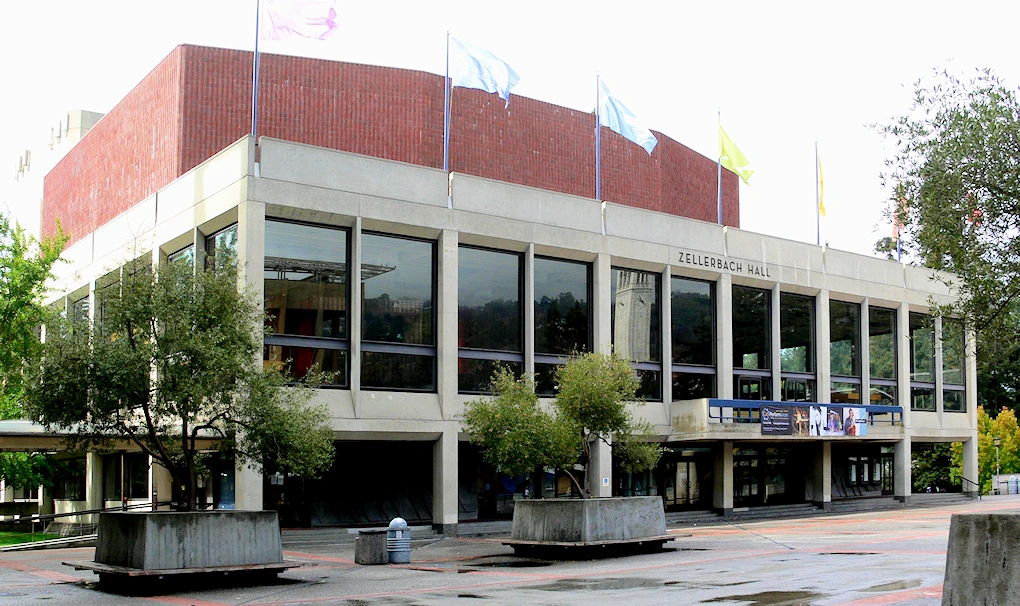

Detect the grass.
xmin=0 ymin=531 xmax=62 ymax=546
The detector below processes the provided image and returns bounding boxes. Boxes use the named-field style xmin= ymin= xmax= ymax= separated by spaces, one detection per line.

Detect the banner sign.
xmin=761 ymin=404 xmax=867 ymax=437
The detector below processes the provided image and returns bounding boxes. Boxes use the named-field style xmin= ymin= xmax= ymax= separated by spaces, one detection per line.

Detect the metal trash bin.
xmin=1010 ymin=476 xmax=1018 ymax=495
xmin=387 ymin=517 xmax=411 ymax=564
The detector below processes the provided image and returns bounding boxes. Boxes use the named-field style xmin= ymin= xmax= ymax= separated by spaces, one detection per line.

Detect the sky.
xmin=3 ymin=0 xmax=1020 ymax=256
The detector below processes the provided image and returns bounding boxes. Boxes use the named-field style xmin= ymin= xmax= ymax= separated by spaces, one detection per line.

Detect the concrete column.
xmin=816 ymin=290 xmax=831 ymax=403
xmin=897 ymin=302 xmax=911 ymax=427
xmin=153 ymin=462 xmax=173 ymax=511
xmin=85 ymin=452 xmax=103 ymax=523
xmin=894 ymin=438 xmax=911 ymax=504
xmin=1 ymin=482 xmax=11 ymax=503
xmin=438 ymin=230 xmax=459 ymax=416
xmin=860 ymin=298 xmax=870 ymax=406
xmin=965 ymin=324 xmax=977 ymax=425
xmin=234 ymin=461 xmax=263 ymax=511
xmin=588 ymin=438 xmax=613 ymax=497
xmin=713 ymin=441 xmax=734 ymax=516
xmin=661 ymin=267 xmax=673 ymax=412
xmin=717 ymin=274 xmax=734 ymax=399
xmin=350 ymin=218 xmax=362 ymax=417
xmin=934 ymin=316 xmax=944 ymax=414
xmin=39 ymin=487 xmax=54 ymax=516
xmin=432 ymin=430 xmax=458 ymax=535
xmin=524 ymin=244 xmax=535 ymax=375
xmin=812 ymin=441 xmax=832 ymax=510
xmin=771 ymin=284 xmax=781 ymax=401
xmin=962 ymin=437 xmax=979 ymax=497
xmin=593 ymin=253 xmax=612 ymax=354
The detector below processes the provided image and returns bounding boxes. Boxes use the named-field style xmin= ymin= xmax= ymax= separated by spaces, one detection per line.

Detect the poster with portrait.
xmin=822 ymin=406 xmax=844 ymax=436
xmin=843 ymin=407 xmax=868 ymax=436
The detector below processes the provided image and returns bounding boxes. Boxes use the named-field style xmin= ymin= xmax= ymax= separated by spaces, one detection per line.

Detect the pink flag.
xmin=261 ymin=0 xmax=339 ymax=41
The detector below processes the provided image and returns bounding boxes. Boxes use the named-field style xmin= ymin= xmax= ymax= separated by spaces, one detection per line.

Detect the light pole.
xmin=994 ymin=436 xmax=1001 ymax=495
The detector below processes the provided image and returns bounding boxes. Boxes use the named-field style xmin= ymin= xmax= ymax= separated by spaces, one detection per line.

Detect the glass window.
xmin=911 ymin=387 xmax=935 ymax=411
xmin=612 ymin=268 xmax=662 ymax=400
xmin=168 ymin=245 xmax=194 ymax=268
xmin=459 ymin=246 xmax=522 ymax=393
xmin=204 ymin=224 xmax=238 ymax=271
xmin=830 ymin=381 xmax=862 ymax=405
xmin=361 ymin=233 xmax=436 ymax=392
xmin=830 ymin=300 xmax=861 ymax=377
xmin=53 ymin=457 xmax=86 ymax=501
xmin=781 ymin=378 xmax=815 ymax=402
xmin=69 ymin=295 xmax=89 ymax=326
xmin=732 ymin=286 xmax=770 ymax=370
xmin=735 ymin=375 xmax=771 ymax=401
xmin=869 ymin=307 xmax=896 ymax=380
xmin=534 ymin=257 xmax=591 ymax=394
xmin=869 ymin=387 xmax=896 ymax=406
xmin=944 ymin=389 xmax=966 ymax=412
xmin=942 ymin=320 xmax=964 ymax=386
xmin=672 ymin=372 xmax=715 ymax=400
xmin=102 ymin=453 xmax=149 ymax=501
xmin=672 ymin=277 xmax=714 ymax=366
xmin=264 ymin=345 xmax=347 ymax=386
xmin=780 ymin=293 xmax=814 ymax=373
xmin=910 ymin=313 xmax=934 ymax=383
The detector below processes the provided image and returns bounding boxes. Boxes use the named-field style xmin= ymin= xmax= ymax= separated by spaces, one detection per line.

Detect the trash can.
xmin=1009 ymin=476 xmax=1018 ymax=495
xmin=387 ymin=517 xmax=411 ymax=564
xmin=355 ymin=529 xmax=388 ymax=565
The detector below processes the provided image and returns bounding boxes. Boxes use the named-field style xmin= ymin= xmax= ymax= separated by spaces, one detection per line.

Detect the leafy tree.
xmin=24 ymin=255 xmax=334 ymax=511
xmin=877 ymin=68 xmax=1020 ymax=415
xmin=463 ymin=352 xmax=663 ymax=498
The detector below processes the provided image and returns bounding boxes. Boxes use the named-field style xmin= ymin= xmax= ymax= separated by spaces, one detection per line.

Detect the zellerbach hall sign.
xmin=676 ymin=250 xmax=773 ymax=279
xmin=760 ymin=404 xmax=868 ymax=437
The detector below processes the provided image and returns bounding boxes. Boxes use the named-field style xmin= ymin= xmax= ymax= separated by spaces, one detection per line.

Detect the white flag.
xmin=261 ymin=0 xmax=339 ymax=41
xmin=598 ymin=80 xmax=657 ymax=155
xmin=450 ymin=38 xmax=520 ymax=107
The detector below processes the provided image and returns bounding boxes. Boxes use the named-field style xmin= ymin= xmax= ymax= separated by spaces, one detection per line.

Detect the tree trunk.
xmin=532 ymin=465 xmax=545 ymax=499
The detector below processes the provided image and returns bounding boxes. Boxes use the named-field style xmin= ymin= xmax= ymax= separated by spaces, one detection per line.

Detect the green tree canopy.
xmin=24 ymin=255 xmax=334 ymax=511
xmin=463 ymin=351 xmax=663 ymax=498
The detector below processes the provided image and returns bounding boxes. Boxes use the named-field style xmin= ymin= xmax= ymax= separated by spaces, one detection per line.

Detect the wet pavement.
xmin=1 ymin=495 xmax=1018 ymax=605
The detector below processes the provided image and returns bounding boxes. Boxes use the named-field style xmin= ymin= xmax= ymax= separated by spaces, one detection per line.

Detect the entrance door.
xmin=880 ymin=455 xmax=894 ymax=495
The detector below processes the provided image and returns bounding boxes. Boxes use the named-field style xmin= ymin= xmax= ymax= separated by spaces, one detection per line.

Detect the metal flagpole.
xmin=444 ymin=32 xmax=450 ymax=173
xmin=815 ymin=140 xmax=820 ymax=246
xmin=717 ymin=109 xmax=722 ymax=225
xmin=595 ymin=74 xmax=601 ymax=202
xmin=251 ymin=0 xmax=262 ymax=141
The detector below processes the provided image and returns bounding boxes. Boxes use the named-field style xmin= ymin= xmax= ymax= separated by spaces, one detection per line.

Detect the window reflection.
xmin=829 ymin=300 xmax=860 ymax=377
xmin=458 ymin=246 xmax=522 ymax=393
xmin=909 ymin=313 xmax=934 ymax=383
xmin=534 ymin=257 xmax=591 ymax=395
xmin=942 ymin=320 xmax=964 ymax=386
xmin=204 ymin=224 xmax=238 ymax=272
xmin=733 ymin=286 xmax=770 ymax=370
xmin=672 ymin=278 xmax=713 ymax=366
xmin=780 ymin=293 xmax=813 ymax=373
xmin=869 ymin=308 xmax=896 ymax=380
xmin=362 ymin=234 xmax=434 ymax=346
xmin=612 ymin=268 xmax=661 ymax=400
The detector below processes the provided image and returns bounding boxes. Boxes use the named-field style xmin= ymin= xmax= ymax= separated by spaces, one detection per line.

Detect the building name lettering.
xmin=679 ymin=252 xmax=772 ymax=278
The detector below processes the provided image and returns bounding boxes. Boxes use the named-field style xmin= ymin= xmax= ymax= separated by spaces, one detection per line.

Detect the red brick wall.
xmin=44 ymin=44 xmax=739 ymax=245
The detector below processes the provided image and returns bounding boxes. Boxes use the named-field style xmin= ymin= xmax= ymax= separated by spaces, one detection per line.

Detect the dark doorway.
xmin=733 ymin=445 xmax=806 ymax=507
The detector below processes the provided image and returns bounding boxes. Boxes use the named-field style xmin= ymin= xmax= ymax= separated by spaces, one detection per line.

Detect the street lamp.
xmin=994 ymin=436 xmax=1001 ymax=495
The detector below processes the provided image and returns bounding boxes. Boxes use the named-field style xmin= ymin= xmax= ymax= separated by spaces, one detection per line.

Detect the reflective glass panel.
xmin=611 ymin=268 xmax=661 ymax=363
xmin=263 ymin=345 xmax=346 ymax=386
xmin=264 ymin=221 xmax=348 ymax=340
xmin=732 ymin=286 xmax=770 ymax=370
xmin=168 ymin=245 xmax=194 ymax=268
xmin=458 ymin=359 xmax=523 ymax=393
xmin=735 ymin=375 xmax=771 ymax=401
xmin=534 ymin=258 xmax=590 ymax=355
xmin=869 ymin=386 xmax=896 ymax=406
xmin=869 ymin=307 xmax=896 ymax=380
xmin=944 ymin=389 xmax=966 ymax=412
xmin=672 ymin=277 xmax=714 ymax=366
xmin=942 ymin=320 xmax=964 ymax=386
xmin=830 ymin=300 xmax=861 ymax=377
xmin=830 ymin=380 xmax=862 ymax=404
xmin=673 ymin=372 xmax=715 ymax=400
xmin=911 ymin=387 xmax=935 ymax=411
xmin=361 ymin=234 xmax=434 ymax=345
xmin=458 ymin=247 xmax=521 ymax=352
xmin=910 ymin=313 xmax=934 ymax=383
xmin=780 ymin=293 xmax=814 ymax=373
xmin=362 ymin=352 xmax=434 ymax=391
xmin=781 ymin=378 xmax=815 ymax=402
xmin=205 ymin=224 xmax=238 ymax=271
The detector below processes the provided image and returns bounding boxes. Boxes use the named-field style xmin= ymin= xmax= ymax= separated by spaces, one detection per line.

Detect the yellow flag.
xmin=817 ymin=154 xmax=826 ymax=217
xmin=718 ymin=124 xmax=753 ymax=185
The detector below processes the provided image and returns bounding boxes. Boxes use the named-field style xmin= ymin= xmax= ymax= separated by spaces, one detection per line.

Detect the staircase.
xmin=727 ymin=503 xmax=822 ymax=522
xmin=665 ymin=509 xmax=724 ymax=527
xmin=827 ymin=496 xmax=901 ymax=515
xmin=281 ymin=525 xmax=439 ymax=548
xmin=908 ymin=492 xmax=974 ymax=508
xmin=456 ymin=520 xmax=513 ymax=537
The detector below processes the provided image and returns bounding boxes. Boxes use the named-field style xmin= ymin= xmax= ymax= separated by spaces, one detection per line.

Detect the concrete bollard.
xmin=355 ymin=530 xmax=389 ymax=565
xmin=942 ymin=513 xmax=1020 ymax=605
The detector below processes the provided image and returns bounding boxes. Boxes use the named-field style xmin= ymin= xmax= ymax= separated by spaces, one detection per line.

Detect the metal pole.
xmin=595 ymin=74 xmax=601 ymax=202
xmin=444 ymin=32 xmax=450 ymax=173
xmin=251 ymin=0 xmax=262 ymax=141
xmin=717 ymin=109 xmax=722 ymax=225
xmin=815 ymin=140 xmax=820 ymax=246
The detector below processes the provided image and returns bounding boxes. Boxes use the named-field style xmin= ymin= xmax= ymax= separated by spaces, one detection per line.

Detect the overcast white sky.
xmin=3 ymin=0 xmax=1019 ymax=256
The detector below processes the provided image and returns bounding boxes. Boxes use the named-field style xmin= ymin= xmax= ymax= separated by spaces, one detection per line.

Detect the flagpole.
xmin=815 ymin=140 xmax=820 ymax=246
xmin=251 ymin=0 xmax=262 ymax=142
xmin=595 ymin=74 xmax=601 ymax=202
xmin=444 ymin=32 xmax=450 ymax=174
xmin=717 ymin=109 xmax=722 ymax=225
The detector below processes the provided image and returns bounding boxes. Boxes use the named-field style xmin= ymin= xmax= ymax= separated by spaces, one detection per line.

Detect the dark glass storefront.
xmin=733 ymin=445 xmax=807 ymax=507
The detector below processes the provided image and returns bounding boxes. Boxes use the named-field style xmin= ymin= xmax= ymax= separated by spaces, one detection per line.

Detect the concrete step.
xmin=828 ymin=497 xmax=900 ymax=514
xmin=728 ymin=503 xmax=822 ymax=522
xmin=665 ymin=510 xmax=724 ymax=526
xmin=281 ymin=526 xmax=438 ymax=546
xmin=456 ymin=520 xmax=512 ymax=537
xmin=909 ymin=493 xmax=973 ymax=506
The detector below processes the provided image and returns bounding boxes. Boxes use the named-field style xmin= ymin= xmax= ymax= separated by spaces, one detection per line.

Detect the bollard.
xmin=386 ymin=517 xmax=411 ymax=564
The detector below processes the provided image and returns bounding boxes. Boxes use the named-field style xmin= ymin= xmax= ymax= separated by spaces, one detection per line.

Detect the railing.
xmin=707 ymin=399 xmax=903 ymax=426
xmin=958 ymin=476 xmax=982 ymax=500
xmin=3 ymin=501 xmax=175 ymax=536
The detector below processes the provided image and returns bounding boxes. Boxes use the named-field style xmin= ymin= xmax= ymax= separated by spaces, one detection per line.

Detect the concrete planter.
xmin=94 ymin=510 xmax=283 ymax=570
xmin=942 ymin=513 xmax=1020 ymax=605
xmin=510 ymin=496 xmax=667 ymax=543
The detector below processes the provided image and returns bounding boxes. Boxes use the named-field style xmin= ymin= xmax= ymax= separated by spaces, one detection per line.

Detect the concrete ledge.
xmin=942 ymin=513 xmax=1020 ymax=605
xmin=511 ymin=497 xmax=666 ymax=543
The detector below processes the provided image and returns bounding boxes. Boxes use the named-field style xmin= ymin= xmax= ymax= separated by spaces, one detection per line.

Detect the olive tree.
xmin=24 ymin=255 xmax=334 ymax=511
xmin=463 ymin=351 xmax=663 ymax=498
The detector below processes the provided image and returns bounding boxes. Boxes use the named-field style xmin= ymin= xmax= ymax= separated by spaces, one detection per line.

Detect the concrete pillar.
xmin=812 ymin=441 xmax=832 ymax=510
xmin=713 ymin=441 xmax=734 ymax=516
xmin=433 ymin=430 xmax=458 ymax=535
xmin=39 ymin=487 xmax=54 ymax=516
xmin=897 ymin=302 xmax=912 ymax=426
xmin=717 ymin=274 xmax=734 ymax=399
xmin=85 ymin=452 xmax=103 ymax=523
xmin=934 ymin=316 xmax=944 ymax=414
xmin=1 ymin=482 xmax=12 ymax=503
xmin=966 ymin=324 xmax=978 ymax=425
xmin=593 ymin=253 xmax=612 ymax=355
xmin=816 ymin=290 xmax=830 ymax=403
xmin=962 ymin=437 xmax=979 ymax=497
xmin=438 ymin=230 xmax=458 ymax=417
xmin=234 ymin=461 xmax=262 ymax=511
xmin=771 ymin=284 xmax=781 ymax=401
xmin=524 ymin=244 xmax=535 ymax=376
xmin=661 ymin=267 xmax=673 ymax=412
xmin=350 ymin=217 xmax=363 ymax=417
xmin=894 ymin=438 xmax=911 ymax=504
xmin=152 ymin=462 xmax=173 ymax=511
xmin=588 ymin=438 xmax=613 ymax=497
xmin=860 ymin=298 xmax=870 ymax=406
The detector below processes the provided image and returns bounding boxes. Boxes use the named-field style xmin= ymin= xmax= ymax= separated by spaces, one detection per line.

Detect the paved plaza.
xmin=1 ymin=496 xmax=1018 ymax=605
